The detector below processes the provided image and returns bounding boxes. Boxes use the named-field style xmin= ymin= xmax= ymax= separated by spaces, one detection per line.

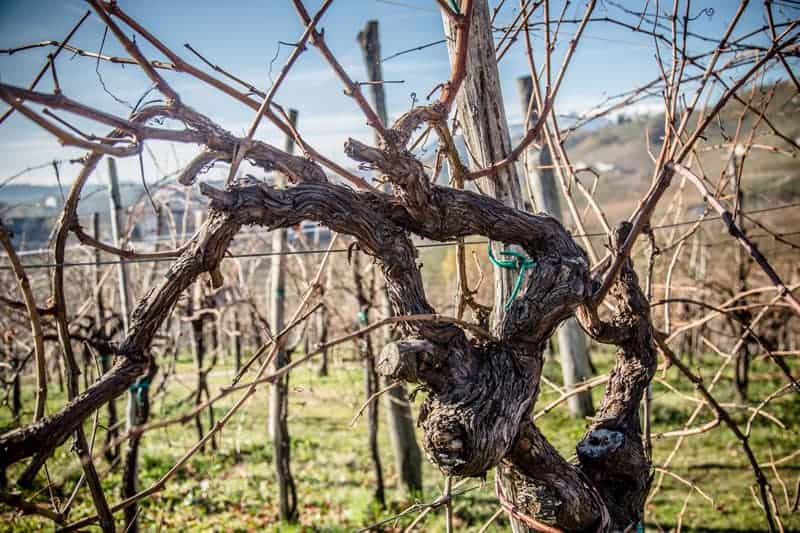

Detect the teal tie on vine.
xmin=448 ymin=0 xmax=461 ymax=14
xmin=129 ymin=376 xmax=151 ymax=406
xmin=487 ymin=244 xmax=537 ymax=310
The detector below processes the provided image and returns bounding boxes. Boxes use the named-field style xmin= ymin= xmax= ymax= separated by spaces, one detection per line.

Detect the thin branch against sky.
xmin=0 ymin=0 xmax=791 ymax=185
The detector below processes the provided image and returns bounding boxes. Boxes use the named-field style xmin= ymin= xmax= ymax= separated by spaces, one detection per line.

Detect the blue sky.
xmin=0 ymin=0 xmax=789 ymax=187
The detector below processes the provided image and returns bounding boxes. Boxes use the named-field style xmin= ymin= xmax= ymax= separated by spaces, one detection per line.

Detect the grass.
xmin=1 ymin=346 xmax=798 ymax=532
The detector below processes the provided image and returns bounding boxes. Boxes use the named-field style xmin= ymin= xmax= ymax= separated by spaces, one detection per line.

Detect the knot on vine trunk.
xmin=378 ymin=340 xmax=537 ymax=478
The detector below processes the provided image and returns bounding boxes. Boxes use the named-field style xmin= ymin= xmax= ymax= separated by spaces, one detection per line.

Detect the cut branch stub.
xmin=576 ymin=428 xmax=624 ymax=460
xmin=377 ymin=339 xmax=438 ymax=384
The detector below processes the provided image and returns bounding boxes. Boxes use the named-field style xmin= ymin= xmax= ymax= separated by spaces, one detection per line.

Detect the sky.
xmin=0 ymin=0 xmax=793 ymax=189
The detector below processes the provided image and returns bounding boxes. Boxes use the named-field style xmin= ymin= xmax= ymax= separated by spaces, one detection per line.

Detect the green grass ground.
xmin=1 ymin=347 xmax=798 ymax=532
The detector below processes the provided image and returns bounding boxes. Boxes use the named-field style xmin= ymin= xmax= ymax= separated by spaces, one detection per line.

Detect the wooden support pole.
xmin=190 ymin=211 xmax=213 ymax=450
xmin=108 ymin=158 xmax=144 ymax=532
xmin=351 ymin=249 xmax=386 ymax=507
xmin=444 ymin=2 xmax=525 ymax=329
xmin=233 ymin=308 xmax=242 ymax=373
xmin=517 ymin=76 xmax=594 ymax=418
xmin=730 ymin=151 xmax=752 ymax=401
xmin=443 ymin=6 xmax=529 ymax=526
xmin=94 ymin=212 xmax=119 ymax=461
xmin=443 ymin=5 xmax=581 ymax=531
xmin=106 ymin=158 xmax=130 ymax=333
xmin=358 ymin=19 xmax=423 ymax=496
xmin=269 ymin=108 xmax=298 ymax=522
xmin=357 ymin=21 xmax=389 ymax=127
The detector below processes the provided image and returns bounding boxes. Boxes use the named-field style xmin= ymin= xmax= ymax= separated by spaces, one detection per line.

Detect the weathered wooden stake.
xmin=93 ymin=212 xmax=119 ymax=461
xmin=106 ymin=158 xmax=130 ymax=332
xmin=233 ymin=308 xmax=242 ymax=373
xmin=357 ymin=19 xmax=424 ymax=497
xmin=517 ymin=75 xmax=595 ymax=418
xmin=443 ymin=4 xmax=555 ymax=531
xmin=444 ymin=7 xmax=526 ymax=328
xmin=351 ymin=249 xmax=386 ymax=507
xmin=268 ymin=108 xmax=298 ymax=522
xmin=731 ymin=151 xmax=752 ymax=401
xmin=108 ymin=158 xmax=141 ymax=532
xmin=190 ymin=211 xmax=215 ymax=451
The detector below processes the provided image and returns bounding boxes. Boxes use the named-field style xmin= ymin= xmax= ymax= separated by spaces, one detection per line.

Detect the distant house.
xmin=0 ymin=198 xmax=61 ymax=250
xmin=3 ymin=214 xmax=54 ymax=250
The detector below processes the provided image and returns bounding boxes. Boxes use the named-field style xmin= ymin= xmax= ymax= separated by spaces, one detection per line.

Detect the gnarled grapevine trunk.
xmin=0 ymin=27 xmax=658 ymax=530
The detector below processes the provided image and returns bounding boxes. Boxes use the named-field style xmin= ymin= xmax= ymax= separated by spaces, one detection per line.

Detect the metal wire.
xmin=1 ymin=202 xmax=798 ymax=271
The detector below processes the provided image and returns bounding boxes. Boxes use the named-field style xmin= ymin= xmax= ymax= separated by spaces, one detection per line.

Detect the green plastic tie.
xmin=448 ymin=0 xmax=461 ymax=14
xmin=487 ymin=244 xmax=537 ymax=310
xmin=129 ymin=376 xmax=151 ymax=405
xmin=356 ymin=310 xmax=368 ymax=326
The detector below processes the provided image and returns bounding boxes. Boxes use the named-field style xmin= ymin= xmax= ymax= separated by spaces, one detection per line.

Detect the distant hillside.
xmin=0 ymin=182 xmax=205 ymax=218
xmin=1 ymin=183 xmax=107 ymax=217
xmin=3 ymin=83 xmax=797 ymax=231
xmin=0 ymin=184 xmax=75 ymax=210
